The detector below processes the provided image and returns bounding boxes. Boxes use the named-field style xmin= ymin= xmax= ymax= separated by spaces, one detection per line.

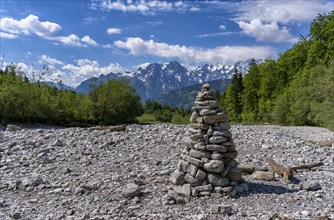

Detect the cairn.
xmin=170 ymin=83 xmax=246 ymax=197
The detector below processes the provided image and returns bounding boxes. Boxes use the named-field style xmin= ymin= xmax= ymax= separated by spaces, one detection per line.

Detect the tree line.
xmin=220 ymin=12 xmax=334 ymax=130
xmin=0 ymin=66 xmax=143 ymax=126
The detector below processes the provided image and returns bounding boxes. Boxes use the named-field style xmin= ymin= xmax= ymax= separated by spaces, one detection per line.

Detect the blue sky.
xmin=1 ymin=0 xmax=333 ymax=87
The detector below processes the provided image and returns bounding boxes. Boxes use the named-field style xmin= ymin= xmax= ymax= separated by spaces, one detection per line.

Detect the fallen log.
xmin=289 ymin=162 xmax=324 ymax=171
xmin=239 ymin=159 xmax=324 ymax=181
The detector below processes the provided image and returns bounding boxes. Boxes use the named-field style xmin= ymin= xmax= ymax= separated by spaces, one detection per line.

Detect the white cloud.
xmin=0 ymin=31 xmax=18 ymax=39
xmin=62 ymin=59 xmax=127 ymax=86
xmin=232 ymin=0 xmax=333 ymax=24
xmin=0 ymin=15 xmax=98 ymax=47
xmin=103 ymin=44 xmax=112 ymax=48
xmin=39 ymin=55 xmax=64 ymax=65
xmin=94 ymin=0 xmax=198 ymax=14
xmin=0 ymin=14 xmax=61 ymax=37
xmin=202 ymin=0 xmax=332 ymax=43
xmin=107 ymin=28 xmax=122 ymax=35
xmin=204 ymin=0 xmax=333 ymax=24
xmin=189 ymin=7 xmax=201 ymax=12
xmin=237 ymin=19 xmax=294 ymax=42
xmin=81 ymin=35 xmax=99 ymax=46
xmin=219 ymin=25 xmax=226 ymax=30
xmin=195 ymin=31 xmax=237 ymax=38
xmin=146 ymin=21 xmax=163 ymax=26
xmin=114 ymin=37 xmax=275 ymax=65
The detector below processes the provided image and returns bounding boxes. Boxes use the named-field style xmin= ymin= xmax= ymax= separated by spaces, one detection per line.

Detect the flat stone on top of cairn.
xmin=170 ymin=83 xmax=247 ymax=197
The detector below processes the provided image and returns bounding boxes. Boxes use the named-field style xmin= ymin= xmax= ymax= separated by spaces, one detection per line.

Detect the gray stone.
xmin=190 ymin=133 xmax=203 ymax=141
xmin=261 ymin=144 xmax=272 ymax=149
xmin=218 ymin=122 xmax=231 ymax=130
xmin=203 ymin=100 xmax=218 ymax=108
xmin=300 ymin=181 xmax=322 ymax=191
xmin=207 ymin=127 xmax=214 ymax=136
xmin=187 ymin=164 xmax=198 ymax=176
xmin=226 ymin=168 xmax=242 ymax=182
xmin=170 ymin=169 xmax=185 ymax=185
xmin=123 ymin=183 xmax=141 ymax=198
xmin=211 ymin=153 xmax=223 ymax=160
xmin=251 ymin=171 xmax=275 ymax=181
xmin=184 ymin=155 xmax=204 ymax=167
xmin=11 ymin=212 xmax=21 ymax=220
xmin=183 ymin=184 xmax=192 ymax=196
xmin=82 ymin=184 xmax=97 ymax=190
xmin=192 ymin=187 xmax=199 ymax=197
xmin=206 ymin=144 xmax=227 ymax=153
xmin=195 ymin=169 xmax=207 ymax=180
xmin=8 ymin=141 xmax=17 ymax=148
xmin=203 ymin=114 xmax=228 ymax=124
xmin=190 ymin=111 xmax=199 ymax=123
xmin=199 ymin=191 xmax=212 ymax=196
xmin=213 ymin=130 xmax=232 ymax=137
xmin=177 ymin=160 xmax=190 ymax=173
xmin=22 ymin=176 xmax=44 ymax=187
xmin=194 ymin=142 xmax=206 ymax=150
xmin=53 ymin=139 xmax=64 ymax=146
xmin=211 ymin=192 xmax=223 ymax=198
xmin=207 ymin=173 xmax=229 ymax=187
xmin=203 ymin=134 xmax=209 ymax=145
xmin=188 ymin=127 xmax=200 ymax=134
xmin=210 ymin=205 xmax=232 ymax=214
xmin=184 ymin=173 xmax=202 ymax=186
xmin=190 ymin=123 xmax=209 ymax=130
xmin=199 ymin=109 xmax=216 ymax=116
xmin=223 ymin=151 xmax=237 ymax=158
xmin=209 ymin=136 xmax=228 ymax=144
xmin=203 ymin=160 xmax=225 ymax=173
xmin=172 ymin=185 xmax=184 ymax=195
xmin=195 ymin=184 xmax=213 ymax=192
xmin=222 ymin=186 xmax=233 ymax=193
xmin=190 ymin=149 xmax=210 ymax=159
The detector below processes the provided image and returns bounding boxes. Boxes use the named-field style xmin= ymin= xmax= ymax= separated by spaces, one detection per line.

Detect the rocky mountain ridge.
xmin=74 ymin=60 xmax=256 ymax=102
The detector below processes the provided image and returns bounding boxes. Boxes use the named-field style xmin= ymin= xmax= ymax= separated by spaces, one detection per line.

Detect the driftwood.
xmin=88 ymin=125 xmax=126 ymax=132
xmin=289 ymin=162 xmax=324 ymax=171
xmin=239 ymin=158 xmax=324 ymax=180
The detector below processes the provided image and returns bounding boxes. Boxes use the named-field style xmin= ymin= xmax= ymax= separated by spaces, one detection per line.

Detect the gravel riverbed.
xmin=0 ymin=124 xmax=333 ymax=219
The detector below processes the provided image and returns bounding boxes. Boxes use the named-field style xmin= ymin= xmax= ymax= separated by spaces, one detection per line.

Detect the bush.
xmin=171 ymin=114 xmax=189 ymax=124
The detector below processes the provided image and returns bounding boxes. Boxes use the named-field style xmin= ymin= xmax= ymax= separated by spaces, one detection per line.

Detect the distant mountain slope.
xmin=156 ymin=78 xmax=231 ymax=109
xmin=42 ymin=81 xmax=74 ymax=91
xmin=74 ymin=60 xmax=255 ymax=102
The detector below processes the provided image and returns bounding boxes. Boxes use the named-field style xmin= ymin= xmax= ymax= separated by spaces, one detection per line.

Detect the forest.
xmin=0 ymin=12 xmax=333 ymax=129
xmin=220 ymin=12 xmax=334 ymax=130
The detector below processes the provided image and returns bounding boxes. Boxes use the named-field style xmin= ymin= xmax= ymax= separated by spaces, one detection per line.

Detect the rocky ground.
xmin=0 ymin=123 xmax=333 ymax=220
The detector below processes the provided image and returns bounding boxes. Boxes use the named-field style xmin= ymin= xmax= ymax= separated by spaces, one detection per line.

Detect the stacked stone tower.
xmin=170 ymin=83 xmax=243 ymax=197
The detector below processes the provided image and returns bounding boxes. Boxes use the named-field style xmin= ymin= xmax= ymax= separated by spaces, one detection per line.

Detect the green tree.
xmin=241 ymin=61 xmax=260 ymax=122
xmin=90 ymin=79 xmax=143 ymax=125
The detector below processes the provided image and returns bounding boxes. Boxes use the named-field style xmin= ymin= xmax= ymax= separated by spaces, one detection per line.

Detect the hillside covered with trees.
xmin=220 ymin=12 xmax=334 ymax=130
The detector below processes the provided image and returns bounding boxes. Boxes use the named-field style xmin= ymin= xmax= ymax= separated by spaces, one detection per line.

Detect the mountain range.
xmin=74 ymin=59 xmax=256 ymax=104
